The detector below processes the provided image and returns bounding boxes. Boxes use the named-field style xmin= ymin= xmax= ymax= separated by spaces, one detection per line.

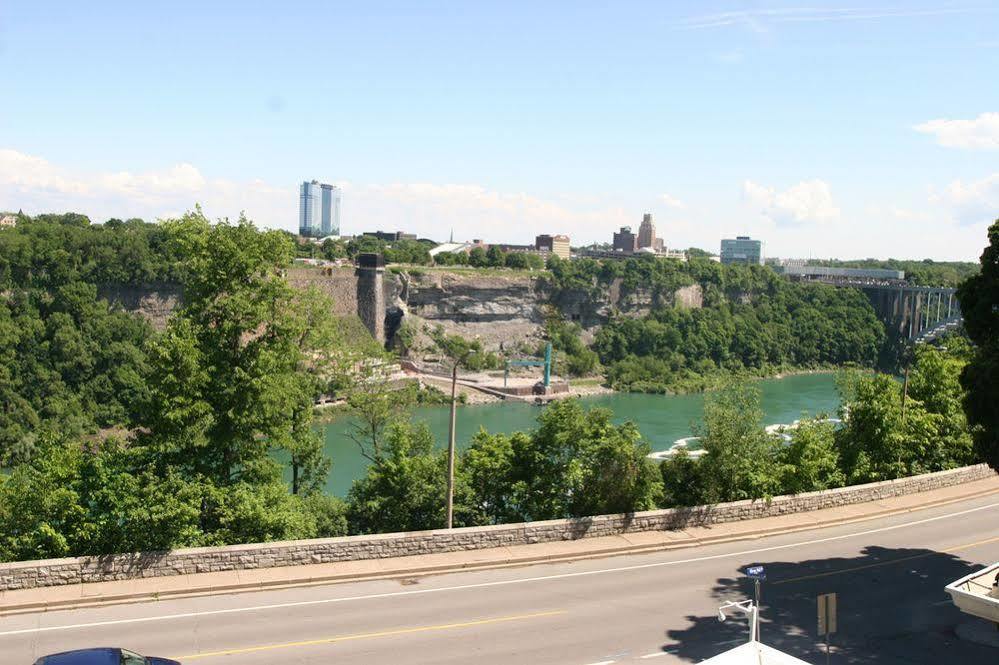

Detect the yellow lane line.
xmin=773 ymin=534 xmax=999 ymax=586
xmin=172 ymin=609 xmax=567 ymax=660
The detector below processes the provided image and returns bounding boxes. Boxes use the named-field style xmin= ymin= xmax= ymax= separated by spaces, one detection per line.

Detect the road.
xmin=4 ymin=493 xmax=999 ymax=665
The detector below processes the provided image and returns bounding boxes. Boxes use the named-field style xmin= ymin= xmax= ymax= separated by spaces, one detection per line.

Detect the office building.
xmin=720 ymin=236 xmax=764 ymax=265
xmin=637 ymin=213 xmax=661 ymax=251
xmin=613 ymin=226 xmax=637 ymax=253
xmin=320 ymin=184 xmax=341 ymax=236
xmin=535 ymin=234 xmax=571 ymax=260
xmin=299 ymin=180 xmax=342 ymax=238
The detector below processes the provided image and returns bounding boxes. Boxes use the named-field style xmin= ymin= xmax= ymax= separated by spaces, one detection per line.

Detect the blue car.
xmin=33 ymin=647 xmax=180 ymax=665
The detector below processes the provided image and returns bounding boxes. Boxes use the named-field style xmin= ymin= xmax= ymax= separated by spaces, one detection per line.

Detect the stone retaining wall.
xmin=1 ymin=464 xmax=993 ymax=592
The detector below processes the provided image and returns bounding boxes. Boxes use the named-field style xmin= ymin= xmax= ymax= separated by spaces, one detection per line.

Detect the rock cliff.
xmin=97 ymin=266 xmax=703 ymax=352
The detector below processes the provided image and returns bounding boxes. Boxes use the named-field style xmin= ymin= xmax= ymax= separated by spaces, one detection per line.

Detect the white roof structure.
xmin=429 ymin=241 xmax=473 ymax=257
xmin=698 ymin=641 xmax=814 ymax=664
xmin=946 ymin=562 xmax=999 ymax=623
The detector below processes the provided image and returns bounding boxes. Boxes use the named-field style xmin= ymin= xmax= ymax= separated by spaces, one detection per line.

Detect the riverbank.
xmin=612 ymin=363 xmax=844 ymax=396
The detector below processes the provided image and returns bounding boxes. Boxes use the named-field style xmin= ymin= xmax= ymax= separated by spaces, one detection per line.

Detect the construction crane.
xmin=503 ymin=343 xmax=554 ymax=389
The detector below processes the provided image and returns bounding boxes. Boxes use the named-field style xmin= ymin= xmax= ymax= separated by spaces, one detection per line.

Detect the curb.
xmin=3 ymin=483 xmax=998 ymax=616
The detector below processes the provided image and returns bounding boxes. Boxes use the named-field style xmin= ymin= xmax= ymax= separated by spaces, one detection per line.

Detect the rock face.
xmin=95 ymin=267 xmax=704 ymax=352
xmin=547 ymin=278 xmax=703 ymax=329
xmin=97 ymin=283 xmax=182 ymax=330
xmin=391 ymin=271 xmax=547 ymax=352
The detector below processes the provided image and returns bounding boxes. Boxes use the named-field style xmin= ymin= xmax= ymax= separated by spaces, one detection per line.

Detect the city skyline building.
xmin=720 ymin=236 xmax=764 ymax=265
xmin=535 ymin=234 xmax=571 ymax=260
xmin=637 ymin=213 xmax=656 ymax=250
xmin=613 ymin=226 xmax=637 ymax=253
xmin=299 ymin=180 xmax=341 ymax=238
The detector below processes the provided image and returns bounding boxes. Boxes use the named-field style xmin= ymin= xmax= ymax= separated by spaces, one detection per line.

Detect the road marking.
xmin=582 ymin=661 xmax=616 ymax=665
xmin=944 ymin=534 xmax=999 ymax=554
xmin=2 ymin=499 xmax=997 ymax=638
xmin=639 ymin=652 xmax=668 ymax=658
xmin=773 ymin=533 xmax=999 ymax=585
xmin=172 ymin=609 xmax=567 ymax=660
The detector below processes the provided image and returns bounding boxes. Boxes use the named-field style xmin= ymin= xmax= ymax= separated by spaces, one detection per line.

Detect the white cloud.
xmin=660 ymin=193 xmax=686 ymax=209
xmin=929 ymin=173 xmax=999 ymax=225
xmin=914 ymin=112 xmax=999 ymax=150
xmin=0 ymin=148 xmax=631 ymax=244
xmin=677 ymin=7 xmax=982 ymax=30
xmin=742 ymin=179 xmax=840 ymax=225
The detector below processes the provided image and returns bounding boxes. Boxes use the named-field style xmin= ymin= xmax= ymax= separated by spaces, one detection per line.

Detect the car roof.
xmin=37 ymin=648 xmax=120 ymax=665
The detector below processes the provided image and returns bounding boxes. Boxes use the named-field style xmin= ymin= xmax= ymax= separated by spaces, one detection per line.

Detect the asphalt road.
xmin=4 ymin=493 xmax=999 ymax=665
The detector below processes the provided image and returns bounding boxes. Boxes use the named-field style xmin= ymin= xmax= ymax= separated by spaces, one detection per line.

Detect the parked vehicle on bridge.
xmin=33 ymin=647 xmax=180 ymax=665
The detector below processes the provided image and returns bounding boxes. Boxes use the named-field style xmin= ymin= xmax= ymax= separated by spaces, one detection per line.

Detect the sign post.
xmin=746 ymin=566 xmax=766 ymax=640
xmin=817 ymin=592 xmax=837 ymax=665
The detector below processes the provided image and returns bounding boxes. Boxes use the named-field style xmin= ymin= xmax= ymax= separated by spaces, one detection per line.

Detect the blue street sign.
xmin=746 ymin=565 xmax=766 ymax=580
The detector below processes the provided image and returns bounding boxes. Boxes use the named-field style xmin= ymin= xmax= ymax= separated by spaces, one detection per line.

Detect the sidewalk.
xmin=3 ymin=475 xmax=997 ymax=616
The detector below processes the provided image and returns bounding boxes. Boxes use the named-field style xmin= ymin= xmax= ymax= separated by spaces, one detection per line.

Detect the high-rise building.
xmin=299 ymin=180 xmax=321 ymax=237
xmin=320 ymin=184 xmax=342 ymax=236
xmin=535 ymin=234 xmax=571 ymax=260
xmin=613 ymin=226 xmax=637 ymax=253
xmin=720 ymin=236 xmax=764 ymax=265
xmin=299 ymin=180 xmax=342 ymax=238
xmin=637 ymin=213 xmax=656 ymax=250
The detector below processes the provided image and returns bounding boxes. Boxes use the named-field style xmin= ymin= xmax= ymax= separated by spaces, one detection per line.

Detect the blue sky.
xmin=2 ymin=1 xmax=998 ymax=259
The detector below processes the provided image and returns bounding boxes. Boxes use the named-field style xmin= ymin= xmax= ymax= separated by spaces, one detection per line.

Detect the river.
xmin=318 ymin=372 xmax=842 ymax=496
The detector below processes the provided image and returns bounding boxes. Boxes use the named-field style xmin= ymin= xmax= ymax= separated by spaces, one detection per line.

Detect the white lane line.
xmin=2 ymin=499 xmax=996 ymax=638
xmin=583 ymin=661 xmax=616 ymax=665
xmin=639 ymin=652 xmax=668 ymax=659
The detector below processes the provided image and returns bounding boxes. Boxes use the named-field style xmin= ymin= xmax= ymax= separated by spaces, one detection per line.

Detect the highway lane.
xmin=3 ymin=493 xmax=999 ymax=664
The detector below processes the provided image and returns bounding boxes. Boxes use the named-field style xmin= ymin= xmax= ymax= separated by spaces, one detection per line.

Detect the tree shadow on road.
xmin=659 ymin=545 xmax=997 ymax=664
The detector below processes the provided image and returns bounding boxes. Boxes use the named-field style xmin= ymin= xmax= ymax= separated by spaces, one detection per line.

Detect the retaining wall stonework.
xmin=0 ymin=465 xmax=993 ymax=592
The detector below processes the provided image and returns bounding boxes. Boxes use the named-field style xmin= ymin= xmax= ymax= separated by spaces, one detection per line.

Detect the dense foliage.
xmin=0 ymin=212 xmax=350 ymax=562
xmin=957 ymin=219 xmax=999 ymax=471
xmin=660 ymin=344 xmax=975 ymax=507
xmin=433 ymin=246 xmax=545 ymax=270
xmin=0 ymin=213 xmax=183 ymax=287
xmin=544 ymin=257 xmax=886 ymax=392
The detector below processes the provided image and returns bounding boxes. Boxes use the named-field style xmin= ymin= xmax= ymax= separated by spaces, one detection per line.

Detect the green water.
xmin=319 ymin=372 xmax=842 ymax=496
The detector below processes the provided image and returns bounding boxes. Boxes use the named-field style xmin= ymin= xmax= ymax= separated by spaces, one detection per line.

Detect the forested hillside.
xmin=543 ymin=256 xmax=886 ymax=392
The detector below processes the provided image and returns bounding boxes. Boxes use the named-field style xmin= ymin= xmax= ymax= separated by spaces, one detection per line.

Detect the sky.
xmin=1 ymin=1 xmax=998 ymax=260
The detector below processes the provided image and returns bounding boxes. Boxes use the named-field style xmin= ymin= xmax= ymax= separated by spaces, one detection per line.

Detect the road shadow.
xmin=660 ymin=545 xmax=998 ymax=664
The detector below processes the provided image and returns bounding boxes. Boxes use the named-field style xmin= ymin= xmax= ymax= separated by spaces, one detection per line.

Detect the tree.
xmin=138 ymin=211 xmax=333 ymax=486
xmin=695 ymin=382 xmax=782 ymax=502
xmin=468 ymin=246 xmax=488 ymax=267
xmin=462 ymin=399 xmax=662 ymax=522
xmin=957 ymin=220 xmax=999 ymax=470
xmin=778 ymin=419 xmax=845 ymax=494
xmin=347 ymin=422 xmax=471 ymax=534
xmin=345 ymin=371 xmax=412 ymax=462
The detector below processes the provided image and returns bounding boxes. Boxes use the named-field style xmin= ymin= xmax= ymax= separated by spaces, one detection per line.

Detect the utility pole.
xmin=446 ymin=360 xmax=459 ymax=529
xmin=446 ymin=349 xmax=475 ymax=529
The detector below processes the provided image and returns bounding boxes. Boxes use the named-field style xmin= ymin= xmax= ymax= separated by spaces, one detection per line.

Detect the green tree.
xmin=957 ymin=220 xmax=999 ymax=470
xmin=695 ymin=382 xmax=782 ymax=502
xmin=347 ymin=422 xmax=471 ymax=533
xmin=659 ymin=448 xmax=707 ymax=507
xmin=138 ymin=211 xmax=333 ymax=489
xmin=778 ymin=419 xmax=845 ymax=494
xmin=462 ymin=400 xmax=662 ymax=522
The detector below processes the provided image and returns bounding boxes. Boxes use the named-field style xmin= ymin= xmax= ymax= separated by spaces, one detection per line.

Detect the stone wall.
xmin=0 ymin=464 xmax=992 ymax=592
xmin=284 ymin=266 xmax=362 ymax=319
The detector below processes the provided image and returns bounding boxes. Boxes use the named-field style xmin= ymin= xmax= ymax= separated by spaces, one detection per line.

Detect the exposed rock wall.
xmin=96 ymin=267 xmax=704 ymax=351
xmin=394 ymin=271 xmax=546 ymax=351
xmin=0 ymin=464 xmax=991 ymax=592
xmin=97 ymin=283 xmax=182 ymax=330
